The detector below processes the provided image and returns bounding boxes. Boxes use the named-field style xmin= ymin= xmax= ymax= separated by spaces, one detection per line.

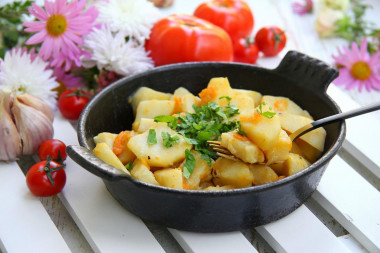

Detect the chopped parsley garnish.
xmin=147 ymin=129 xmax=157 ymax=144
xmin=161 ymin=132 xmax=180 ymax=148
xmin=154 ymin=98 xmax=241 ymax=175
xmin=183 ymin=149 xmax=196 ymax=179
xmin=256 ymin=102 xmax=276 ymax=119
xmin=125 ymin=161 xmax=133 ymax=171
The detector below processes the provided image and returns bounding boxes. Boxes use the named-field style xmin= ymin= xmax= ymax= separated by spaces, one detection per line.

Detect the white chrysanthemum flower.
xmin=0 ymin=49 xmax=59 ymax=109
xmin=82 ymin=25 xmax=154 ymax=76
xmin=95 ymin=0 xmax=162 ymax=42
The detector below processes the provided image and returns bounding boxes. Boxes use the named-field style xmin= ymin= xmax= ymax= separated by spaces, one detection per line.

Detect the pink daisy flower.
xmin=292 ymin=0 xmax=313 ymax=15
xmin=332 ymin=38 xmax=380 ymax=92
xmin=23 ymin=0 xmax=98 ymax=70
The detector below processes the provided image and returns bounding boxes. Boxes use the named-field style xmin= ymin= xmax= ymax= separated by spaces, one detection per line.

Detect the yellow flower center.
xmin=350 ymin=61 xmax=371 ymax=81
xmin=46 ymin=14 xmax=67 ymax=37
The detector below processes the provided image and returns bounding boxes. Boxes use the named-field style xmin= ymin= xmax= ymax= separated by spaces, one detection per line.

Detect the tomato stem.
xmin=37 ymin=156 xmax=65 ymax=187
xmin=271 ymin=28 xmax=285 ymax=50
xmin=64 ymin=89 xmax=92 ymax=99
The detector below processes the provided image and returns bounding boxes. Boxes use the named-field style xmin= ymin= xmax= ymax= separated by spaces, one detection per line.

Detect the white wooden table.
xmin=1 ymin=1 xmax=380 ymax=252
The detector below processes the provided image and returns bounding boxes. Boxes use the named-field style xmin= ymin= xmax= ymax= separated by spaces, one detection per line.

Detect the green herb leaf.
xmin=219 ymin=96 xmax=232 ymax=101
xmin=256 ymin=102 xmax=276 ymax=119
xmin=125 ymin=161 xmax=133 ymax=171
xmin=147 ymin=129 xmax=157 ymax=144
xmin=161 ymin=132 xmax=180 ymax=148
xmin=183 ymin=149 xmax=196 ymax=179
xmin=161 ymin=98 xmax=241 ymax=176
xmin=154 ymin=115 xmax=176 ymax=123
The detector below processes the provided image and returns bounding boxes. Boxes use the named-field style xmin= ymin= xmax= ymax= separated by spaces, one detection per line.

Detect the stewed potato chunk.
xmin=131 ymin=87 xmax=172 ymax=114
xmin=154 ymin=168 xmax=183 ymax=189
xmin=264 ymin=129 xmax=292 ymax=165
xmin=127 ymin=123 xmax=192 ymax=167
xmin=183 ymin=150 xmax=212 ymax=190
xmin=261 ymin=95 xmax=312 ymax=118
xmin=220 ymin=131 xmax=264 ymax=164
xmin=131 ymin=158 xmax=159 ymax=186
xmin=132 ymin=99 xmax=175 ymax=131
xmin=279 ymin=113 xmax=326 ymax=152
xmin=240 ymin=107 xmax=281 ymax=151
xmin=249 ymin=164 xmax=279 ymax=185
xmin=212 ymin=158 xmax=254 ymax=188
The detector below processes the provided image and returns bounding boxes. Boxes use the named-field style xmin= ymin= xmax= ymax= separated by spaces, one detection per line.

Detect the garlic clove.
xmin=0 ymin=90 xmax=22 ymax=161
xmin=12 ymin=96 xmax=54 ymax=155
xmin=17 ymin=94 xmax=54 ymax=122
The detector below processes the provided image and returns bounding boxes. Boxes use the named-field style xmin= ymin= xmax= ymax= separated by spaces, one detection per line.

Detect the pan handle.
xmin=66 ymin=145 xmax=130 ymax=182
xmin=273 ymin=50 xmax=339 ymax=92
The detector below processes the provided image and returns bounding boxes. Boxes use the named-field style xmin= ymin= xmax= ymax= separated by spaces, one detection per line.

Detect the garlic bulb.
xmin=0 ymin=90 xmax=22 ymax=161
xmin=17 ymin=94 xmax=54 ymax=122
xmin=12 ymin=96 xmax=54 ymax=155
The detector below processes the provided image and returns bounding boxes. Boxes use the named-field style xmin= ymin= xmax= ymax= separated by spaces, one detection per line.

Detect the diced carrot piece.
xmin=113 ymin=131 xmax=134 ymax=155
xmin=198 ymin=86 xmax=217 ymax=105
xmin=172 ymin=96 xmax=182 ymax=114
xmin=233 ymin=133 xmax=249 ymax=141
xmin=273 ymin=99 xmax=287 ymax=111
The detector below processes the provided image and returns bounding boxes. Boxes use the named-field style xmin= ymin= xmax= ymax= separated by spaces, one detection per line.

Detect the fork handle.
xmin=290 ymin=101 xmax=380 ymax=141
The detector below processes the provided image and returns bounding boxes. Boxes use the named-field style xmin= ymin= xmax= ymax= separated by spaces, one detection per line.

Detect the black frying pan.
xmin=67 ymin=51 xmax=345 ymax=232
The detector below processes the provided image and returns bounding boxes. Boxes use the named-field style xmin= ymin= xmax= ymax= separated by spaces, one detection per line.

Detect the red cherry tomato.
xmin=233 ymin=38 xmax=259 ymax=64
xmin=254 ymin=26 xmax=287 ymax=57
xmin=58 ymin=88 xmax=91 ymax=120
xmin=194 ymin=0 xmax=254 ymax=42
xmin=38 ymin=139 xmax=67 ymax=162
xmin=145 ymin=14 xmax=233 ymax=66
xmin=26 ymin=159 xmax=66 ymax=197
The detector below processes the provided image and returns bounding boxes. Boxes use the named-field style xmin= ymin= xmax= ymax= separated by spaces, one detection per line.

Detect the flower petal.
xmin=26 ymin=30 xmax=48 ymax=45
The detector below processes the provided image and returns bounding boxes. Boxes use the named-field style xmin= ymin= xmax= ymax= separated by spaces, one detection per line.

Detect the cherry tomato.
xmin=26 ymin=158 xmax=66 ymax=197
xmin=145 ymin=14 xmax=233 ymax=66
xmin=38 ymin=139 xmax=67 ymax=162
xmin=254 ymin=26 xmax=287 ymax=57
xmin=233 ymin=37 xmax=259 ymax=64
xmin=194 ymin=0 xmax=254 ymax=42
xmin=58 ymin=88 xmax=91 ymax=120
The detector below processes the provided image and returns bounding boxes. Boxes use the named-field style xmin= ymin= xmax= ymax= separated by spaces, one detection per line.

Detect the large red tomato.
xmin=194 ymin=0 xmax=254 ymax=42
xmin=145 ymin=14 xmax=233 ymax=66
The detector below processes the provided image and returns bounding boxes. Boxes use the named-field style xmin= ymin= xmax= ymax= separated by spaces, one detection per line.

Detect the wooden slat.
xmin=312 ymin=156 xmax=380 ymax=253
xmin=0 ymin=162 xmax=71 ymax=253
xmin=338 ymin=235 xmax=368 ymax=253
xmin=52 ymin=115 xmax=165 ymax=253
xmin=327 ymin=86 xmax=380 ymax=180
xmin=169 ymin=229 xmax=257 ymax=253
xmin=255 ymin=205 xmax=350 ymax=253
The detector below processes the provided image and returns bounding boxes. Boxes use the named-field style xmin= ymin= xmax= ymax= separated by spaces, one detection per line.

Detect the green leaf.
xmin=161 ymin=132 xmax=179 ymax=148
xmin=147 ymin=129 xmax=157 ymax=144
xmin=256 ymin=102 xmax=276 ymax=119
xmin=154 ymin=115 xmax=176 ymax=123
xmin=219 ymin=96 xmax=232 ymax=101
xmin=125 ymin=161 xmax=133 ymax=171
xmin=183 ymin=149 xmax=196 ymax=179
xmin=162 ymin=97 xmax=241 ymax=172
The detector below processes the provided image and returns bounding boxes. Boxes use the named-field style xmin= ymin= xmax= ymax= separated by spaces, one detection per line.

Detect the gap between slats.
xmin=312 ymin=156 xmax=380 ymax=253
